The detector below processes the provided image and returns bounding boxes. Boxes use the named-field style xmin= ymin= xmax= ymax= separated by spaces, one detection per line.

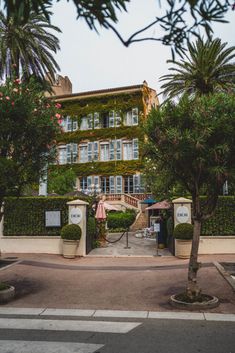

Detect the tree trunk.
xmin=187 ymin=195 xmax=202 ymax=299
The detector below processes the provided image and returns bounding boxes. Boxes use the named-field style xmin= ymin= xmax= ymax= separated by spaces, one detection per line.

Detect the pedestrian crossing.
xmin=0 ymin=318 xmax=141 ymax=333
xmin=0 ymin=340 xmax=103 ymax=353
xmin=0 ymin=317 xmax=142 ymax=353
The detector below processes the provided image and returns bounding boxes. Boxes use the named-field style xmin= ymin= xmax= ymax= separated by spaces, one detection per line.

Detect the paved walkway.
xmin=0 ymin=253 xmax=234 ymax=313
xmin=88 ymin=232 xmax=172 ymax=257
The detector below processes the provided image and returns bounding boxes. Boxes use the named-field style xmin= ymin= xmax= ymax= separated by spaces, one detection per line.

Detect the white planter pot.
xmin=62 ymin=240 xmax=79 ymax=259
xmin=175 ymin=239 xmax=192 ymax=259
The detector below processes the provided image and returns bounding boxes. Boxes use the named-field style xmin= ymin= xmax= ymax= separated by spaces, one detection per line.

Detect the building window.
xmin=124 ymin=108 xmax=139 ymax=126
xmin=100 ymin=176 xmax=110 ymax=193
xmin=60 ymin=116 xmax=78 ymax=132
xmin=100 ymin=143 xmax=109 ymax=161
xmin=116 ymin=176 xmax=122 ymax=193
xmin=116 ymin=140 xmax=122 ymax=160
xmin=133 ymin=139 xmax=139 ymax=160
xmin=94 ymin=112 xmax=100 ymax=129
xmin=124 ymin=176 xmax=134 ymax=193
xmin=93 ymin=141 xmax=99 ymax=161
xmin=109 ymin=110 xmax=121 ymax=127
xmin=79 ymin=144 xmax=88 ymax=163
xmin=66 ymin=143 xmax=78 ymax=163
xmin=58 ymin=145 xmax=67 ymax=164
xmin=109 ymin=140 xmax=115 ymax=161
xmin=123 ymin=141 xmax=133 ymax=160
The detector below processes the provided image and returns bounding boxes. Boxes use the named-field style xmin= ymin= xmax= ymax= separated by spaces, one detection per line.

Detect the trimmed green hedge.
xmin=107 ymin=211 xmax=136 ymax=230
xmin=201 ymin=196 xmax=235 ymax=236
xmin=3 ymin=196 xmax=90 ymax=236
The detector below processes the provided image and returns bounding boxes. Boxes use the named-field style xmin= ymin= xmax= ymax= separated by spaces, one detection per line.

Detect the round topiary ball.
xmin=173 ymin=223 xmax=193 ymax=240
xmin=61 ymin=224 xmax=82 ymax=241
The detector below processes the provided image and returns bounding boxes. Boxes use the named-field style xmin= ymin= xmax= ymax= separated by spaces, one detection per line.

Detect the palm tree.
xmin=0 ymin=10 xmax=60 ymax=81
xmin=160 ymin=38 xmax=235 ymax=100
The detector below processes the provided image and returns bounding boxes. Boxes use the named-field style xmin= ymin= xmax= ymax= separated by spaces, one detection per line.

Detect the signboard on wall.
xmin=176 ymin=206 xmax=189 ymax=223
xmin=45 ymin=211 xmax=61 ymax=227
xmin=70 ymin=207 xmax=82 ymax=224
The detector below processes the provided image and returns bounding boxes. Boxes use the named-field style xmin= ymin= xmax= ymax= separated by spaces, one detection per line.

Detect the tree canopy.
xmin=0 ymin=78 xmax=61 ymax=221
xmin=160 ymin=38 xmax=235 ymax=100
xmin=0 ymin=10 xmax=60 ymax=82
xmin=145 ymin=92 xmax=235 ymax=297
xmin=2 ymin=0 xmax=234 ymax=56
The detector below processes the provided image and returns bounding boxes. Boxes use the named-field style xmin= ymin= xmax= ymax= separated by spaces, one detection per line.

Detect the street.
xmin=0 ymin=313 xmax=234 ymax=353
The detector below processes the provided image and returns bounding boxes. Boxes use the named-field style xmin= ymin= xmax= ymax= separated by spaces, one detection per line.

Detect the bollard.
xmin=124 ymin=229 xmax=131 ymax=249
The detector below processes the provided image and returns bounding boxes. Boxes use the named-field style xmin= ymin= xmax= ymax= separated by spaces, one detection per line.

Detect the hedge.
xmin=3 ymin=196 xmax=91 ymax=236
xmin=201 ymin=196 xmax=235 ymax=236
xmin=107 ymin=211 xmax=136 ymax=231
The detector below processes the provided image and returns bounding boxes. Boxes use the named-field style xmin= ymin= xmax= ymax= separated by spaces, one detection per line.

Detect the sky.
xmin=51 ymin=0 xmax=235 ymax=98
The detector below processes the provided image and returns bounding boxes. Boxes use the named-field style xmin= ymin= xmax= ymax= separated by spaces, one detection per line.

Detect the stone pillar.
xmin=172 ymin=197 xmax=192 ymax=227
xmin=67 ymin=199 xmax=89 ymax=256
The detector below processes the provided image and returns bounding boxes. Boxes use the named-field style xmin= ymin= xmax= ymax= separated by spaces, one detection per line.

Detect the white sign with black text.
xmin=70 ymin=207 xmax=82 ymax=224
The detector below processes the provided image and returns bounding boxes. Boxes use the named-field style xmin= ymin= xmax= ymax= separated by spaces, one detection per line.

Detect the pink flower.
xmin=11 ymin=102 xmax=15 ymax=106
xmin=13 ymin=88 xmax=18 ymax=93
xmin=55 ymin=113 xmax=61 ymax=119
xmin=6 ymin=96 xmax=10 ymax=100
xmin=55 ymin=103 xmax=61 ymax=109
xmin=14 ymin=78 xmax=21 ymax=84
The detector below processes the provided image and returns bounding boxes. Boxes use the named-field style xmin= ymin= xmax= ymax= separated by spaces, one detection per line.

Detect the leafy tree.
xmin=0 ymin=10 xmax=60 ymax=82
xmin=145 ymin=93 xmax=235 ymax=299
xmin=160 ymin=38 xmax=235 ymax=100
xmin=0 ymin=78 xmax=61 ymax=222
xmin=2 ymin=0 xmax=234 ymax=56
xmin=48 ymin=168 xmax=76 ymax=195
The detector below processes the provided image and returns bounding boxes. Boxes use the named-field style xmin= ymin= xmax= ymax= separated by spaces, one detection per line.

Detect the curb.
xmin=213 ymin=261 xmax=235 ymax=292
xmin=0 ymin=308 xmax=235 ymax=322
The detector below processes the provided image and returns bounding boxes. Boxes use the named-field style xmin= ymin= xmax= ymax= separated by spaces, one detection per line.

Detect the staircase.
xmin=130 ymin=210 xmax=148 ymax=231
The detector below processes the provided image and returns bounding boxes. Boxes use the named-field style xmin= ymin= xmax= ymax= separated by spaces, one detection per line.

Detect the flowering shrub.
xmin=0 ymin=78 xmax=61 ymax=218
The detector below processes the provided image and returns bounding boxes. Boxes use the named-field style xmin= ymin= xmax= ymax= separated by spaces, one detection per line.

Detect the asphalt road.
xmin=0 ymin=315 xmax=234 ymax=353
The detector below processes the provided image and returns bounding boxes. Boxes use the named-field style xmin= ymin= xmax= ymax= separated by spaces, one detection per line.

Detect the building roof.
xmin=145 ymin=200 xmax=171 ymax=210
xmin=53 ymin=82 xmax=156 ymax=102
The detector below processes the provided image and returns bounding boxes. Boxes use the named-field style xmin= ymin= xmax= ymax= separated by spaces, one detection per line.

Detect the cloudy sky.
xmin=51 ymin=0 xmax=235 ymax=98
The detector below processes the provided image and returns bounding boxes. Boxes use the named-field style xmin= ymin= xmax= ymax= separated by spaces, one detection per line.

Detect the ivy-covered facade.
xmin=53 ymin=82 xmax=158 ymax=195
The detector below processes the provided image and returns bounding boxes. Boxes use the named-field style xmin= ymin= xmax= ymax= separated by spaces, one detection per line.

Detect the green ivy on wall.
xmin=51 ymin=160 xmax=144 ymax=177
xmin=59 ymin=92 xmax=143 ymax=119
xmin=56 ymin=126 xmax=144 ymax=144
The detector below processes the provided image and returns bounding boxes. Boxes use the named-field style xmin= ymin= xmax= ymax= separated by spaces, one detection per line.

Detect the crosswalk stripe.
xmin=0 ymin=318 xmax=141 ymax=333
xmin=0 ymin=340 xmax=103 ymax=353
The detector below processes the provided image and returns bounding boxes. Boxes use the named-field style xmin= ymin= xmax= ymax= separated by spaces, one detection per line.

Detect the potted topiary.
xmin=173 ymin=223 xmax=194 ymax=259
xmin=60 ymin=224 xmax=82 ymax=259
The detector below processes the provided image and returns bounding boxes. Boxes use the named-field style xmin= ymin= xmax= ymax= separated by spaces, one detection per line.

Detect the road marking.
xmin=148 ymin=312 xmax=204 ymax=320
xmin=0 ymin=308 xmax=45 ymax=315
xmin=0 ymin=318 xmax=141 ymax=333
xmin=94 ymin=310 xmax=148 ymax=318
xmin=204 ymin=313 xmax=235 ymax=322
xmin=0 ymin=340 xmax=103 ymax=353
xmin=41 ymin=309 xmax=95 ymax=317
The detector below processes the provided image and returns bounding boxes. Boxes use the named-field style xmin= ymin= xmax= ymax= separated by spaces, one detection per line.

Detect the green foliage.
xmin=48 ymin=168 xmax=76 ymax=195
xmin=3 ymin=0 xmax=232 ymax=58
xmin=0 ymin=282 xmax=9 ymax=291
xmin=52 ymin=160 xmax=143 ymax=178
xmin=87 ymin=216 xmax=96 ymax=239
xmin=60 ymin=224 xmax=81 ymax=240
xmin=173 ymin=223 xmax=194 ymax=240
xmin=161 ymin=38 xmax=235 ymax=100
xmin=0 ymin=11 xmax=60 ymax=81
xmin=201 ymin=196 xmax=235 ymax=235
xmin=57 ymin=126 xmax=144 ymax=145
xmin=145 ymin=93 xmax=235 ymax=221
xmin=3 ymin=196 xmax=90 ymax=236
xmin=0 ymin=78 xmax=61 ymax=219
xmin=107 ymin=211 xmax=136 ymax=230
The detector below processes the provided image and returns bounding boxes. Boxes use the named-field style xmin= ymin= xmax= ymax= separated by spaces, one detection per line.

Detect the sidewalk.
xmin=0 ymin=253 xmax=235 ymax=313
